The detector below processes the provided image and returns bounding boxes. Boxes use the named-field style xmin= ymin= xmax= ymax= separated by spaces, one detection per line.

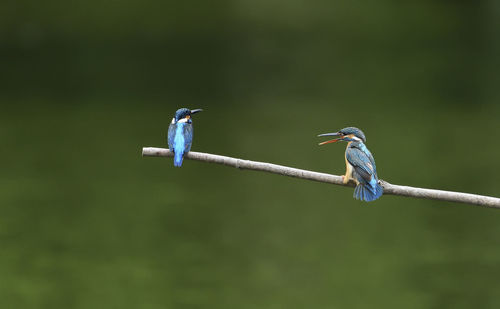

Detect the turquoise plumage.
xmin=167 ymin=108 xmax=202 ymax=167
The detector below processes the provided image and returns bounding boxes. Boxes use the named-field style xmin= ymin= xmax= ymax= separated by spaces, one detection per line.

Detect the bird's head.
xmin=172 ymin=108 xmax=203 ymax=124
xmin=318 ymin=127 xmax=366 ymax=145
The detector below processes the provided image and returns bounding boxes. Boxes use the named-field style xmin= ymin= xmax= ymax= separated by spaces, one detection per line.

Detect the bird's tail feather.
xmin=173 ymin=152 xmax=184 ymax=167
xmin=354 ymin=183 xmax=383 ymax=202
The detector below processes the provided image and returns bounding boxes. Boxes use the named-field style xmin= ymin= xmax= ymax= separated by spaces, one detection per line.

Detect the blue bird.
xmin=318 ymin=127 xmax=383 ymax=202
xmin=167 ymin=108 xmax=203 ymax=167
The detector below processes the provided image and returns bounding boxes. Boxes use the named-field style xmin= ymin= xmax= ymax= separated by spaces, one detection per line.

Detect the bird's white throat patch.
xmin=172 ymin=117 xmax=190 ymax=124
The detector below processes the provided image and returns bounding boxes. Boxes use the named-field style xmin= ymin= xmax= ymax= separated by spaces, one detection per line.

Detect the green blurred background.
xmin=1 ymin=0 xmax=500 ymax=308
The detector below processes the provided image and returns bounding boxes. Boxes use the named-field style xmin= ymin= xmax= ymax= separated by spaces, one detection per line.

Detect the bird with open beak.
xmin=318 ymin=127 xmax=383 ymax=202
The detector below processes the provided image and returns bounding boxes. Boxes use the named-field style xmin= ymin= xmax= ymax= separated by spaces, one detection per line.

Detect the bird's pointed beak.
xmin=317 ymin=132 xmax=342 ymax=145
xmin=191 ymin=109 xmax=203 ymax=114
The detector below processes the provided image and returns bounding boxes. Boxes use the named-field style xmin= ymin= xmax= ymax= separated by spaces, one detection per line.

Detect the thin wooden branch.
xmin=142 ymin=147 xmax=500 ymax=209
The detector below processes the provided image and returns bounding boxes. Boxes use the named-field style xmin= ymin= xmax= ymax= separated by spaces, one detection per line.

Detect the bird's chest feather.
xmin=345 ymin=154 xmax=354 ymax=178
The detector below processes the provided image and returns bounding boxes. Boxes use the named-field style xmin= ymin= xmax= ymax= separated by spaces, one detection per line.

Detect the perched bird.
xmin=168 ymin=108 xmax=203 ymax=167
xmin=318 ymin=127 xmax=383 ymax=202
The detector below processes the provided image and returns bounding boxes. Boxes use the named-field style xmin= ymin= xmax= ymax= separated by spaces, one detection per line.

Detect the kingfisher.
xmin=167 ymin=108 xmax=203 ymax=167
xmin=318 ymin=127 xmax=383 ymax=202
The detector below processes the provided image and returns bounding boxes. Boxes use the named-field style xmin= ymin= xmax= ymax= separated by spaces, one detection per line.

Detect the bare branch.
xmin=142 ymin=147 xmax=500 ymax=209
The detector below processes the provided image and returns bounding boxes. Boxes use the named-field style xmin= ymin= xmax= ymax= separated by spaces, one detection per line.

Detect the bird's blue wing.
xmin=167 ymin=123 xmax=176 ymax=150
xmin=355 ymin=142 xmax=377 ymax=174
xmin=347 ymin=143 xmax=383 ymax=201
xmin=183 ymin=123 xmax=194 ymax=153
xmin=346 ymin=144 xmax=377 ymax=184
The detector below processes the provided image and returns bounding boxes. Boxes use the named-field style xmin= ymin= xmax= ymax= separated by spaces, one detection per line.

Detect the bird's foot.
xmin=342 ymin=175 xmax=349 ymax=184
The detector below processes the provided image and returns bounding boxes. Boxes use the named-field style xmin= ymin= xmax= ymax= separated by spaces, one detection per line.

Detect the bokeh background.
xmin=1 ymin=0 xmax=500 ymax=308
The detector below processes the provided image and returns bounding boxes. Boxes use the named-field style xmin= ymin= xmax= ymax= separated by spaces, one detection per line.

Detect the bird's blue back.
xmin=346 ymin=141 xmax=383 ymax=201
xmin=168 ymin=121 xmax=193 ymax=167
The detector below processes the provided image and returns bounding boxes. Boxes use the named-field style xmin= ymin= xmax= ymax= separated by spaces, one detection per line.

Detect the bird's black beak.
xmin=190 ymin=109 xmax=203 ymax=115
xmin=317 ymin=132 xmax=343 ymax=145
